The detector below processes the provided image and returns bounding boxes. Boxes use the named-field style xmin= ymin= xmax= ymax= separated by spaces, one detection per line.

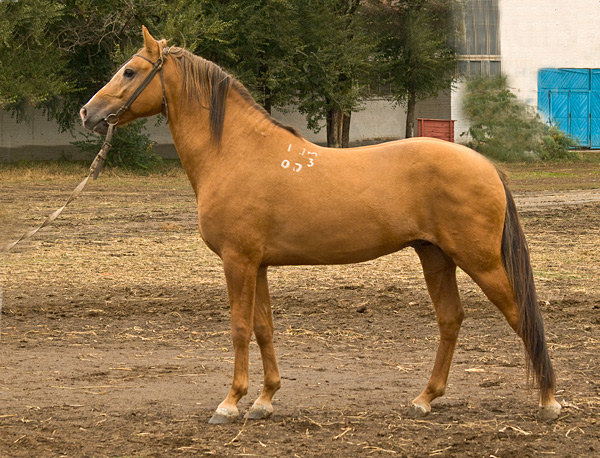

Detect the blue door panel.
xmin=592 ymin=70 xmax=600 ymax=90
xmin=538 ymin=68 xmax=599 ymax=147
xmin=591 ymin=91 xmax=600 ymax=147
xmin=539 ymin=68 xmax=589 ymax=90
xmin=591 ymin=91 xmax=600 ymax=117
xmin=570 ymin=91 xmax=589 ymax=145
xmin=591 ymin=119 xmax=600 ymax=146
xmin=570 ymin=91 xmax=588 ymax=118
xmin=571 ymin=118 xmax=588 ymax=144
xmin=538 ymin=91 xmax=550 ymax=121
xmin=550 ymin=91 xmax=568 ymax=118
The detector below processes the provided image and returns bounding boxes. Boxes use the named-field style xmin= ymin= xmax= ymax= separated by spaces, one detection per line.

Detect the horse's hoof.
xmin=208 ymin=407 xmax=239 ymax=424
xmin=246 ymin=403 xmax=273 ymax=420
xmin=409 ymin=401 xmax=430 ymax=417
xmin=538 ymin=401 xmax=561 ymax=422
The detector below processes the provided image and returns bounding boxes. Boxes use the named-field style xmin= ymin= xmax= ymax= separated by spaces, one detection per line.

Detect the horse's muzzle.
xmin=80 ymin=105 xmax=109 ymax=135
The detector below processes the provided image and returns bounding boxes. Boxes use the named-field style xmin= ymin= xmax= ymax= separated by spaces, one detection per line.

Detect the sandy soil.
xmin=0 ymin=167 xmax=599 ymax=456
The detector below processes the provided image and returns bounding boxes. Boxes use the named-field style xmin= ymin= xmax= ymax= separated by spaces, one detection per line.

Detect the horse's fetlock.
xmin=426 ymin=384 xmax=446 ymax=398
xmin=266 ymin=376 xmax=281 ymax=392
xmin=232 ymin=383 xmax=249 ymax=398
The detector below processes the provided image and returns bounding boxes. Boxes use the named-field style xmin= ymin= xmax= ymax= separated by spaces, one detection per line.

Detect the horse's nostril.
xmin=80 ymin=107 xmax=87 ymax=122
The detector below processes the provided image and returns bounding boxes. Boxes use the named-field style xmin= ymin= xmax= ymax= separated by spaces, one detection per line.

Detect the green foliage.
xmin=367 ymin=0 xmax=457 ymax=136
xmin=291 ymin=0 xmax=374 ymax=134
xmin=539 ymin=126 xmax=580 ymax=161
xmin=1 ymin=0 xmax=165 ymax=131
xmin=201 ymin=0 xmax=303 ymax=114
xmin=0 ymin=0 xmax=70 ymax=114
xmin=370 ymin=0 xmax=457 ymax=101
xmin=0 ymin=0 xmax=461 ymax=159
xmin=463 ymin=76 xmax=579 ymax=162
xmin=72 ymin=120 xmax=161 ymax=171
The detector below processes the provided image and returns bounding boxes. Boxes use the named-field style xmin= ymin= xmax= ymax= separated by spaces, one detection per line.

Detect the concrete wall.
xmin=451 ymin=80 xmax=470 ymax=142
xmin=500 ymin=0 xmax=600 ymax=107
xmin=273 ymin=98 xmax=406 ymax=144
xmin=0 ymin=107 xmax=86 ymax=162
xmin=0 ymin=94 xmax=451 ymax=162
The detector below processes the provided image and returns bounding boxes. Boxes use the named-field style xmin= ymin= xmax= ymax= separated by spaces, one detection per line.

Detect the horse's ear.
xmin=142 ymin=25 xmax=160 ymax=57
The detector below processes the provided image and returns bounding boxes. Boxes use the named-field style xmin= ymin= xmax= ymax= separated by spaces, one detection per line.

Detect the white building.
xmin=453 ymin=0 xmax=600 ymax=147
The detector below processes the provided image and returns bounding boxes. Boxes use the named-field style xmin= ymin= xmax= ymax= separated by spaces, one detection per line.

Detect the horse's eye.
xmin=123 ymin=68 xmax=135 ymax=78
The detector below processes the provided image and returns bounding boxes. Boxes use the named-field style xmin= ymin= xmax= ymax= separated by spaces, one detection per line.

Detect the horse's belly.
xmin=265 ymin=243 xmax=408 ymax=266
xmin=263 ymin=217 xmax=418 ymax=266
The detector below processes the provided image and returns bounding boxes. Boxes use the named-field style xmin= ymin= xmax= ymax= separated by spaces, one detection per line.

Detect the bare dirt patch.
xmin=1 ymin=164 xmax=599 ymax=456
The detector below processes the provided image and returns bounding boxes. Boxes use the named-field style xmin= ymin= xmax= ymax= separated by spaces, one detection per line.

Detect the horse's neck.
xmin=167 ymin=89 xmax=302 ymax=193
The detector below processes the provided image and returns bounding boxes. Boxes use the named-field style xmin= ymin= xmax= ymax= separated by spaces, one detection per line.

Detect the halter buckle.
xmin=104 ymin=113 xmax=119 ymax=126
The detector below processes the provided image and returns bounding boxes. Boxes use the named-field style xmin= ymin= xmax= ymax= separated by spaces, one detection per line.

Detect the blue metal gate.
xmin=538 ymin=68 xmax=600 ymax=148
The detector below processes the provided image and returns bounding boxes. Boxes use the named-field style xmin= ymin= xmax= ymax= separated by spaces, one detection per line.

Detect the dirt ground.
xmin=0 ymin=159 xmax=599 ymax=456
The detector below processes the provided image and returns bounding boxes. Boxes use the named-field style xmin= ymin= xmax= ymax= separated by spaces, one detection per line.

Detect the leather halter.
xmin=103 ymin=46 xmax=171 ymax=126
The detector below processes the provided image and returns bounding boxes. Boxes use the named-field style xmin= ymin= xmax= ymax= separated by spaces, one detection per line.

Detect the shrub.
xmin=462 ymin=76 xmax=579 ymax=161
xmin=72 ymin=119 xmax=161 ymax=171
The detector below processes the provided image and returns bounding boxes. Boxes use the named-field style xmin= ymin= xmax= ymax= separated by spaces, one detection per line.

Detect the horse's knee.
xmin=231 ymin=324 xmax=252 ymax=346
xmin=437 ymin=308 xmax=464 ymax=338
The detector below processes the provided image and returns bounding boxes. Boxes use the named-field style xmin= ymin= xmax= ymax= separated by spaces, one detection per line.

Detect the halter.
xmin=103 ymin=46 xmax=171 ymax=126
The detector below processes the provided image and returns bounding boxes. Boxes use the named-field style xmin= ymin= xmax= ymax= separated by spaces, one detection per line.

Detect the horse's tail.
xmin=498 ymin=172 xmax=555 ymax=403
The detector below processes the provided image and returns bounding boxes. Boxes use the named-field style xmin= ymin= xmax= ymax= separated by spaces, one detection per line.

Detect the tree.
xmin=0 ymin=0 xmax=168 ymax=131
xmin=150 ymin=0 xmax=376 ymax=148
xmin=292 ymin=0 xmax=375 ymax=147
xmin=368 ymin=0 xmax=457 ymax=137
xmin=0 ymin=0 xmax=379 ymax=152
xmin=203 ymin=0 xmax=302 ymax=115
xmin=0 ymin=0 xmax=70 ymax=121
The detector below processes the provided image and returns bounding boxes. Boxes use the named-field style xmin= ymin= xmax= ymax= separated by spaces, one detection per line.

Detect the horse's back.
xmin=253 ymin=137 xmax=506 ymax=266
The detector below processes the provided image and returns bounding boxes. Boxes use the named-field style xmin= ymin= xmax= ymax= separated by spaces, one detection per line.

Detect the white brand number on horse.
xmin=281 ymin=144 xmax=318 ymax=173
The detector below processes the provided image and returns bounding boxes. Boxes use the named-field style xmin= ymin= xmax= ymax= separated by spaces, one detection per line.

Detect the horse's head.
xmin=80 ymin=26 xmax=168 ymax=135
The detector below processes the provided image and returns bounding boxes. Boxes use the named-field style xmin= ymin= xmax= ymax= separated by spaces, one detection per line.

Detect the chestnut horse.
xmin=81 ymin=27 xmax=561 ymax=423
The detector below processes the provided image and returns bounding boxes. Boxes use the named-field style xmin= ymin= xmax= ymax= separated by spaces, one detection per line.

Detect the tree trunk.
xmin=259 ymin=62 xmax=272 ymax=115
xmin=405 ymin=92 xmax=417 ymax=138
xmin=327 ymin=107 xmax=351 ymax=148
xmin=342 ymin=111 xmax=351 ymax=148
xmin=327 ymin=107 xmax=341 ymax=147
xmin=263 ymin=85 xmax=272 ymax=115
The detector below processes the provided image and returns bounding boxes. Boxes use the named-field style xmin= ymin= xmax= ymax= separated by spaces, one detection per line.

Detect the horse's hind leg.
xmin=247 ymin=267 xmax=281 ymax=419
xmin=467 ymin=265 xmax=561 ymax=420
xmin=411 ymin=243 xmax=464 ymax=416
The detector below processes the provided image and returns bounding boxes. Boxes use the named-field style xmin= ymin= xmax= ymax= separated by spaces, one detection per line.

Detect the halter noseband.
xmin=103 ymin=46 xmax=171 ymax=126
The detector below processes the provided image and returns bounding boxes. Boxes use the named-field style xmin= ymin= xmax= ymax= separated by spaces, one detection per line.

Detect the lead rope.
xmin=1 ymin=122 xmax=116 ymax=252
xmin=1 ymin=47 xmax=170 ymax=253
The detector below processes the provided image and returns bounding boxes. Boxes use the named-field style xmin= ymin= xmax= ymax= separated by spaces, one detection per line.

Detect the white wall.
xmin=274 ymin=98 xmax=407 ymax=143
xmin=1 ymin=100 xmax=410 ymax=161
xmin=451 ymin=80 xmax=470 ymax=142
xmin=0 ymin=107 xmax=84 ymax=161
xmin=500 ymin=0 xmax=600 ymax=105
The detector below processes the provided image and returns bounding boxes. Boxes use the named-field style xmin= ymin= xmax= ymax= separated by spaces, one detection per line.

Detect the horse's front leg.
xmin=209 ymin=254 xmax=258 ymax=424
xmin=247 ymin=266 xmax=281 ymax=419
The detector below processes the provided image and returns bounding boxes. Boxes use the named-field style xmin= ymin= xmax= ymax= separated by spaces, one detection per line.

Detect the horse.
xmin=80 ymin=26 xmax=561 ymax=424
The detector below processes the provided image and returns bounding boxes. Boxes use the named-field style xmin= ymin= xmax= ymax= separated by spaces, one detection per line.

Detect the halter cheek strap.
xmin=103 ymin=46 xmax=171 ymax=126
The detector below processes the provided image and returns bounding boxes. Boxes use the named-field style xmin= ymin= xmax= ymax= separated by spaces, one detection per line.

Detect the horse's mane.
xmin=167 ymin=47 xmax=301 ymax=144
